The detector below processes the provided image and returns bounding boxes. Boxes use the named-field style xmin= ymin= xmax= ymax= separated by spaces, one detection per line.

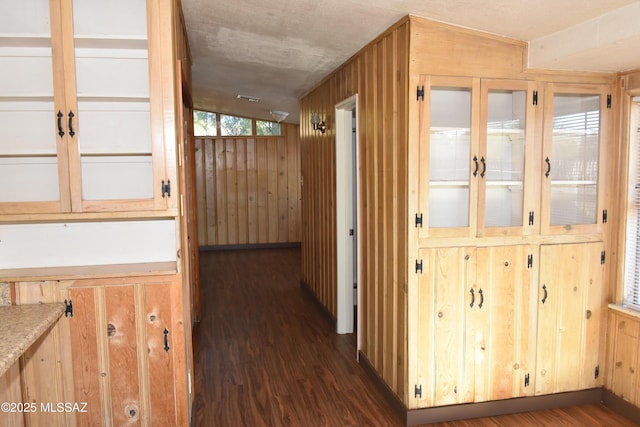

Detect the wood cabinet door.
xmin=540 ymin=83 xmax=611 ymax=235
xmin=418 ymin=76 xmax=480 ymax=239
xmin=473 ymin=245 xmax=537 ymax=402
xmin=69 ymin=282 xmax=178 ymax=425
xmin=429 ymin=246 xmax=476 ymax=405
xmin=535 ymin=242 xmax=605 ymax=395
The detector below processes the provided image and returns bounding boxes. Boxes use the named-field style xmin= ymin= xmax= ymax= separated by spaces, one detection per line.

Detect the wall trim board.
xmin=299 ymin=280 xmax=337 ymax=328
xmin=359 ymin=351 xmax=640 ymax=426
xmin=603 ymin=389 xmax=640 ymax=423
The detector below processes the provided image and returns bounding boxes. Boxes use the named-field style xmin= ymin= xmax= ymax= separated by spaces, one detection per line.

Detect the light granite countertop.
xmin=0 ymin=303 xmax=65 ymax=377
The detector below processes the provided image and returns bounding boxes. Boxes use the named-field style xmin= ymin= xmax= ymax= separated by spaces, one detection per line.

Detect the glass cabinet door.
xmin=541 ymin=84 xmax=609 ymax=234
xmin=68 ymin=0 xmax=164 ymax=211
xmin=478 ymin=80 xmax=536 ymax=236
xmin=0 ymin=0 xmax=69 ymax=213
xmin=423 ymin=77 xmax=479 ymax=238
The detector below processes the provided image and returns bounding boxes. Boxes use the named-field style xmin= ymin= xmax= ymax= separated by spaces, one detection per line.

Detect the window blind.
xmin=624 ymin=98 xmax=640 ymax=311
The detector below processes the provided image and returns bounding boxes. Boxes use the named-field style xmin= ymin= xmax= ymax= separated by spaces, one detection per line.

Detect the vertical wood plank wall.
xmin=300 ymin=19 xmax=409 ymax=402
xmin=194 ymin=123 xmax=301 ymax=246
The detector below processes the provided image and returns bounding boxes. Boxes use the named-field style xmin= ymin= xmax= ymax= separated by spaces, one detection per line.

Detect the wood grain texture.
xmin=194 ymin=123 xmax=301 ymax=246
xmin=300 ymin=19 xmax=409 ymax=403
xmin=191 ymin=248 xmax=639 ymax=427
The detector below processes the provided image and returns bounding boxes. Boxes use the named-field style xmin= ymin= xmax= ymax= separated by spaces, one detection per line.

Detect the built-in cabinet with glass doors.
xmin=0 ymin=0 xmax=168 ymax=214
xmin=414 ymin=76 xmax=611 ymax=406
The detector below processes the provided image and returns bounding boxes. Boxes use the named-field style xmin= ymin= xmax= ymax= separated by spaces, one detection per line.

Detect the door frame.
xmin=335 ymin=94 xmax=360 ymax=344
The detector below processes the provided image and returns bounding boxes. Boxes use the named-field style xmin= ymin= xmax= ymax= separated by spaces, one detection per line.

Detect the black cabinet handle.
xmin=68 ymin=111 xmax=75 ymax=137
xmin=480 ymin=157 xmax=486 ymax=178
xmin=473 ymin=156 xmax=479 ymax=177
xmin=544 ymin=157 xmax=551 ymax=178
xmin=163 ymin=328 xmax=170 ymax=352
xmin=469 ymin=288 xmax=475 ymax=308
xmin=478 ymin=288 xmax=484 ymax=309
xmin=542 ymin=284 xmax=548 ymax=304
xmin=57 ymin=111 xmax=64 ymax=137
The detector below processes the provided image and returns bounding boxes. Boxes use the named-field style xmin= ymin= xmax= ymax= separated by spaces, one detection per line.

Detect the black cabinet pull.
xmin=480 ymin=157 xmax=486 ymax=178
xmin=57 ymin=111 xmax=64 ymax=137
xmin=68 ymin=111 xmax=75 ymax=137
xmin=544 ymin=157 xmax=551 ymax=178
xmin=163 ymin=328 xmax=170 ymax=352
xmin=473 ymin=156 xmax=479 ymax=177
xmin=541 ymin=284 xmax=548 ymax=304
xmin=469 ymin=288 xmax=475 ymax=308
xmin=478 ymin=288 xmax=484 ymax=309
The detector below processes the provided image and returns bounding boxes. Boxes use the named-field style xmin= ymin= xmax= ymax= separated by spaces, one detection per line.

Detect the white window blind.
xmin=623 ymin=97 xmax=640 ymax=311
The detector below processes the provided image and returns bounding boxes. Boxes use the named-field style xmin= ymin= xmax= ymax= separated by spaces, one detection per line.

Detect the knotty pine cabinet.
xmin=1 ymin=277 xmax=186 ymax=426
xmin=412 ymin=76 xmax=611 ymax=408
xmin=416 ymin=245 xmax=537 ymax=406
xmin=418 ymin=78 xmax=610 ymax=238
xmin=0 ymin=0 xmax=172 ymax=214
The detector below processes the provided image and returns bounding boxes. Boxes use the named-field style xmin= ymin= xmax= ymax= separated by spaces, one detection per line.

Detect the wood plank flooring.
xmin=192 ymin=248 xmax=639 ymax=426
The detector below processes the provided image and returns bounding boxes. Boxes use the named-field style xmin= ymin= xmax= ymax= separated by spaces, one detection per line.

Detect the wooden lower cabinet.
xmin=69 ymin=280 xmax=179 ymax=426
xmin=535 ymin=242 xmax=605 ymax=395
xmin=417 ymin=245 xmax=536 ymax=406
xmin=415 ymin=242 xmax=605 ymax=410
xmin=1 ymin=276 xmax=187 ymax=426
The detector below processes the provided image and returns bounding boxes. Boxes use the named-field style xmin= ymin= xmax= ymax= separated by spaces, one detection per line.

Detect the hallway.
xmin=191 ymin=248 xmax=638 ymax=426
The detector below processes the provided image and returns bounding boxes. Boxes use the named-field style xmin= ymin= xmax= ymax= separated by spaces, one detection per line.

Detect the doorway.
xmin=335 ymin=95 xmax=359 ymax=346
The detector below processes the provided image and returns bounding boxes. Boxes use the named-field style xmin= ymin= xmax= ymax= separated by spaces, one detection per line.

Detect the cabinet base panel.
xmin=358 ymin=351 xmax=640 ymax=426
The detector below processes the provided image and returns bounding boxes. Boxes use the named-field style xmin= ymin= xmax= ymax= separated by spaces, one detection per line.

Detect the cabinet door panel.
xmin=541 ymin=84 xmax=609 ymax=234
xmin=474 ymin=245 xmax=536 ymax=402
xmin=432 ymin=246 xmax=475 ymax=405
xmin=536 ymin=242 xmax=604 ymax=395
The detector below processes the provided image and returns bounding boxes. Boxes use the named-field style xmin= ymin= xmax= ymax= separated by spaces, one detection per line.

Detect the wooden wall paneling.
xmin=609 ymin=311 xmax=640 ymax=406
xmin=266 ymin=138 xmax=277 ymax=242
xmin=286 ymin=127 xmax=299 ymax=242
xmin=277 ymin=136 xmax=288 ymax=242
xmin=256 ymin=137 xmax=269 ymax=243
xmin=215 ymin=138 xmax=227 ymax=245
xmin=104 ymin=285 xmax=142 ymax=425
xmin=194 ymin=139 xmax=207 ymax=248
xmin=204 ymin=139 xmax=217 ymax=244
xmin=69 ymin=286 xmax=104 ymax=426
xmin=246 ymin=138 xmax=258 ymax=243
xmin=236 ymin=138 xmax=248 ymax=244
xmin=0 ymin=363 xmax=23 ymax=427
xmin=225 ymin=139 xmax=238 ymax=245
xmin=145 ymin=282 xmax=177 ymax=425
xmin=15 ymin=281 xmax=74 ymax=426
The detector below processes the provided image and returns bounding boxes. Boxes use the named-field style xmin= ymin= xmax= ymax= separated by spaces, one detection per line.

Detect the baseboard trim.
xmin=199 ymin=242 xmax=301 ymax=251
xmin=603 ymin=389 xmax=640 ymax=424
xmin=357 ymin=352 xmax=611 ymax=426
xmin=299 ymin=280 xmax=336 ymax=327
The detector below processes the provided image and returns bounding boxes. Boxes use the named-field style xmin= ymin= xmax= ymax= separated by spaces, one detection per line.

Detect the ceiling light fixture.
xmin=311 ymin=113 xmax=326 ymax=134
xmin=270 ymin=110 xmax=289 ymax=123
xmin=237 ymin=94 xmax=261 ymax=102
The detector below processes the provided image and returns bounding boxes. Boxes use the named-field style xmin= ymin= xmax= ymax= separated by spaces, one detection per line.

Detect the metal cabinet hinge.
xmin=161 ymin=179 xmax=171 ymax=198
xmin=607 ymin=94 xmax=612 ymax=109
xmin=533 ymin=91 xmax=538 ymax=106
xmin=417 ymin=86 xmax=425 ymax=101
xmin=602 ymin=209 xmax=608 ymax=224
xmin=528 ymin=211 xmax=534 ymax=226
xmin=415 ymin=213 xmax=423 ymax=228
xmin=414 ymin=384 xmax=422 ymax=398
xmin=415 ymin=259 xmax=423 ymax=274
xmin=527 ymin=254 xmax=533 ymax=269
xmin=524 ymin=373 xmax=530 ymax=387
xmin=64 ymin=299 xmax=73 ymax=317
xmin=601 ymin=251 xmax=606 ymax=265
xmin=595 ymin=365 xmax=600 ymax=379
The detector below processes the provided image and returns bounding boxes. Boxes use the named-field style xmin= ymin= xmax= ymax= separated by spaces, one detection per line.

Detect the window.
xmin=623 ymin=97 xmax=640 ymax=310
xmin=220 ymin=114 xmax=251 ymax=136
xmin=193 ymin=110 xmax=217 ymax=136
xmin=256 ymin=120 xmax=281 ymax=136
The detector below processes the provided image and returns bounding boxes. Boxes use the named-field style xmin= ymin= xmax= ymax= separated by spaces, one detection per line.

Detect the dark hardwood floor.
xmin=192 ymin=248 xmax=639 ymax=426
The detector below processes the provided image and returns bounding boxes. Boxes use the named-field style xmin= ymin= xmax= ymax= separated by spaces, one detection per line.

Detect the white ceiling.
xmin=181 ymin=0 xmax=640 ymax=124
